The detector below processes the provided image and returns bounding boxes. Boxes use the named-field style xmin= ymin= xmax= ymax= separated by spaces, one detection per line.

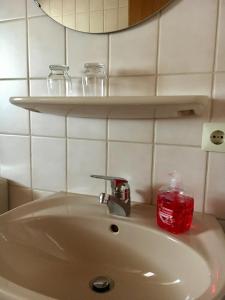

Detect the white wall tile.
xmin=216 ymin=0 xmax=225 ymax=72
xmin=212 ymin=73 xmax=225 ymax=121
xmin=153 ymin=145 xmax=207 ymax=212
xmin=67 ymin=118 xmax=107 ymax=139
xmin=109 ymin=76 xmax=156 ymax=96
xmin=155 ymin=74 xmax=212 ymax=146
xmin=30 ymin=80 xmax=66 ymax=137
xmin=0 ymin=135 xmax=31 ymax=187
xmin=110 ymin=18 xmax=158 ymax=75
xmin=32 ymin=137 xmax=66 ymax=191
xmin=0 ymin=20 xmax=27 ymax=78
xmin=28 ymin=16 xmax=65 ymax=77
xmin=0 ymin=80 xmax=29 ymax=134
xmin=108 ymin=76 xmax=155 ymax=143
xmin=108 ymin=142 xmax=152 ymax=203
xmin=27 ymin=0 xmax=45 ymax=17
xmin=159 ymin=0 xmax=217 ymax=73
xmin=9 ymin=185 xmax=32 ymax=209
xmin=68 ymin=139 xmax=106 ymax=195
xmin=205 ymin=152 xmax=225 ymax=218
xmin=108 ymin=119 xmax=153 ymax=143
xmin=67 ymin=29 xmax=108 ymax=77
xmin=0 ymin=0 xmax=26 ymax=21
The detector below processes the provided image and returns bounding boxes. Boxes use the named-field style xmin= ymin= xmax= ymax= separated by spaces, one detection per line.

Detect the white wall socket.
xmin=202 ymin=123 xmax=225 ymax=152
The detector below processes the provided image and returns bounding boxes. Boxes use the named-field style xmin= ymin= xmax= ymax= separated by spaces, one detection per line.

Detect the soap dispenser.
xmin=156 ymin=171 xmax=194 ymax=234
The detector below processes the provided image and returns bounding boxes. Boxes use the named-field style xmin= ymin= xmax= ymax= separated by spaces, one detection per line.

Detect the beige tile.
xmin=90 ymin=10 xmax=104 ymax=33
xmin=67 ymin=139 xmax=106 ymax=195
xmin=212 ymin=73 xmax=225 ymax=121
xmin=32 ymin=137 xmax=66 ymax=191
xmin=104 ymin=0 xmax=118 ymax=9
xmin=90 ymin=0 xmax=104 ymax=11
xmin=0 ymin=80 xmax=29 ymax=135
xmin=28 ymin=16 xmax=65 ymax=77
xmin=0 ymin=135 xmax=31 ymax=187
xmin=49 ymin=0 xmax=63 ymax=16
xmin=108 ymin=142 xmax=152 ymax=203
xmin=156 ymin=74 xmax=212 ymax=146
xmin=62 ymin=0 xmax=75 ymax=15
xmin=104 ymin=8 xmax=118 ymax=32
xmin=76 ymin=0 xmax=89 ymax=13
xmin=110 ymin=18 xmax=158 ymax=75
xmin=205 ymin=152 xmax=225 ymax=218
xmin=118 ymin=6 xmax=128 ymax=29
xmin=76 ymin=12 xmax=90 ymax=32
xmin=216 ymin=0 xmax=225 ymax=72
xmin=153 ymin=145 xmax=207 ymax=212
xmin=159 ymin=0 xmax=217 ymax=73
xmin=9 ymin=185 xmax=32 ymax=210
xmin=0 ymin=19 xmax=27 ymax=78
xmin=119 ymin=0 xmax=128 ymax=8
xmin=63 ymin=14 xmax=75 ymax=29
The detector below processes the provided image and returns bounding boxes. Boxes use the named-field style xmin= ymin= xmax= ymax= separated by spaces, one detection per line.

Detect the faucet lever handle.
xmin=90 ymin=175 xmax=127 ymax=183
xmin=90 ymin=174 xmax=129 ymax=195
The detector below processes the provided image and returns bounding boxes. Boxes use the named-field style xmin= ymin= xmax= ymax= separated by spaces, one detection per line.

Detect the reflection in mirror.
xmin=35 ymin=0 xmax=174 ymax=33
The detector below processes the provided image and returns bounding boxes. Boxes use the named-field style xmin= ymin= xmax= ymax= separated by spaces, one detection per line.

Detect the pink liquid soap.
xmin=157 ymin=190 xmax=194 ymax=234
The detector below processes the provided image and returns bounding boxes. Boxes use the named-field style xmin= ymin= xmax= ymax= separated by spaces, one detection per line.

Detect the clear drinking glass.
xmin=82 ymin=63 xmax=107 ymax=96
xmin=47 ymin=65 xmax=72 ymax=96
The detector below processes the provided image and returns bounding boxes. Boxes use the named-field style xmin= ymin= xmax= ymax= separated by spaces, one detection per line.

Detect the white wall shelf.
xmin=9 ymin=96 xmax=210 ymax=119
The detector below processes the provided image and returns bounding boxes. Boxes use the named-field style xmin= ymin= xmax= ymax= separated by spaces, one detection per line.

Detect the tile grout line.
xmin=25 ymin=0 xmax=34 ymax=200
xmin=105 ymin=33 xmax=110 ymax=193
xmin=65 ymin=27 xmax=68 ymax=192
xmin=150 ymin=12 xmax=161 ymax=205
xmin=202 ymin=0 xmax=221 ymax=215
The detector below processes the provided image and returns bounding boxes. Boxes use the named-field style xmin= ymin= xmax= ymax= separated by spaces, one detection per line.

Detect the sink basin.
xmin=0 ymin=193 xmax=224 ymax=300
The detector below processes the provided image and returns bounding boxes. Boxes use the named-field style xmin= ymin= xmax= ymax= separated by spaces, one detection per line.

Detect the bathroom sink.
xmin=0 ymin=193 xmax=224 ymax=300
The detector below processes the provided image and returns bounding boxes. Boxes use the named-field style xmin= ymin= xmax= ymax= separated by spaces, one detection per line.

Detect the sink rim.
xmin=0 ymin=192 xmax=224 ymax=300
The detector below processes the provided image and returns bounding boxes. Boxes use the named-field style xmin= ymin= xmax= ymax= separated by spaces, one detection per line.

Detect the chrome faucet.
xmin=90 ymin=175 xmax=131 ymax=217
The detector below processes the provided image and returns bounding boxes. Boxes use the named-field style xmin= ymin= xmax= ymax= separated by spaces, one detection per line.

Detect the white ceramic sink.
xmin=0 ymin=193 xmax=224 ymax=300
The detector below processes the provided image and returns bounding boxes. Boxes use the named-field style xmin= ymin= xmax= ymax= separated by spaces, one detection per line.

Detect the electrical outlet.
xmin=202 ymin=123 xmax=225 ymax=152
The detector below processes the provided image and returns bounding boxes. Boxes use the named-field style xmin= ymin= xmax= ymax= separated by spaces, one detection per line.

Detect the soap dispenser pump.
xmin=156 ymin=171 xmax=194 ymax=234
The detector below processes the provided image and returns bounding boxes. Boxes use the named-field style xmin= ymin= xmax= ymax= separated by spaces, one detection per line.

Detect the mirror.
xmin=34 ymin=0 xmax=174 ymax=33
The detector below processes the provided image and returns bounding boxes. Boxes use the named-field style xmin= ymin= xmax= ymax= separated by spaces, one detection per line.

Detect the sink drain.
xmin=89 ymin=276 xmax=114 ymax=293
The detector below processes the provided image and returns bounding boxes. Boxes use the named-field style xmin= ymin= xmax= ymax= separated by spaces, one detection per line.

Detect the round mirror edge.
xmin=33 ymin=0 xmax=176 ymax=35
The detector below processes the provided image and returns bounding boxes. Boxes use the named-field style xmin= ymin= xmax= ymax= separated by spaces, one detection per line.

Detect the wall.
xmin=0 ymin=0 xmax=225 ymax=221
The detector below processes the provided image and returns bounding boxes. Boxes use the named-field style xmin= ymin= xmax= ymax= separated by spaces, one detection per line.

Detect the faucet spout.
xmin=91 ymin=175 xmax=131 ymax=217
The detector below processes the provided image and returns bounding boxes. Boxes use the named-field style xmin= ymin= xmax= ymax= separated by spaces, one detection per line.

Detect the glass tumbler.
xmin=47 ymin=65 xmax=72 ymax=96
xmin=82 ymin=63 xmax=107 ymax=96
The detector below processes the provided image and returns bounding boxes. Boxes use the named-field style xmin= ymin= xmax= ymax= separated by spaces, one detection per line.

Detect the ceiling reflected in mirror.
xmin=34 ymin=0 xmax=174 ymax=33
